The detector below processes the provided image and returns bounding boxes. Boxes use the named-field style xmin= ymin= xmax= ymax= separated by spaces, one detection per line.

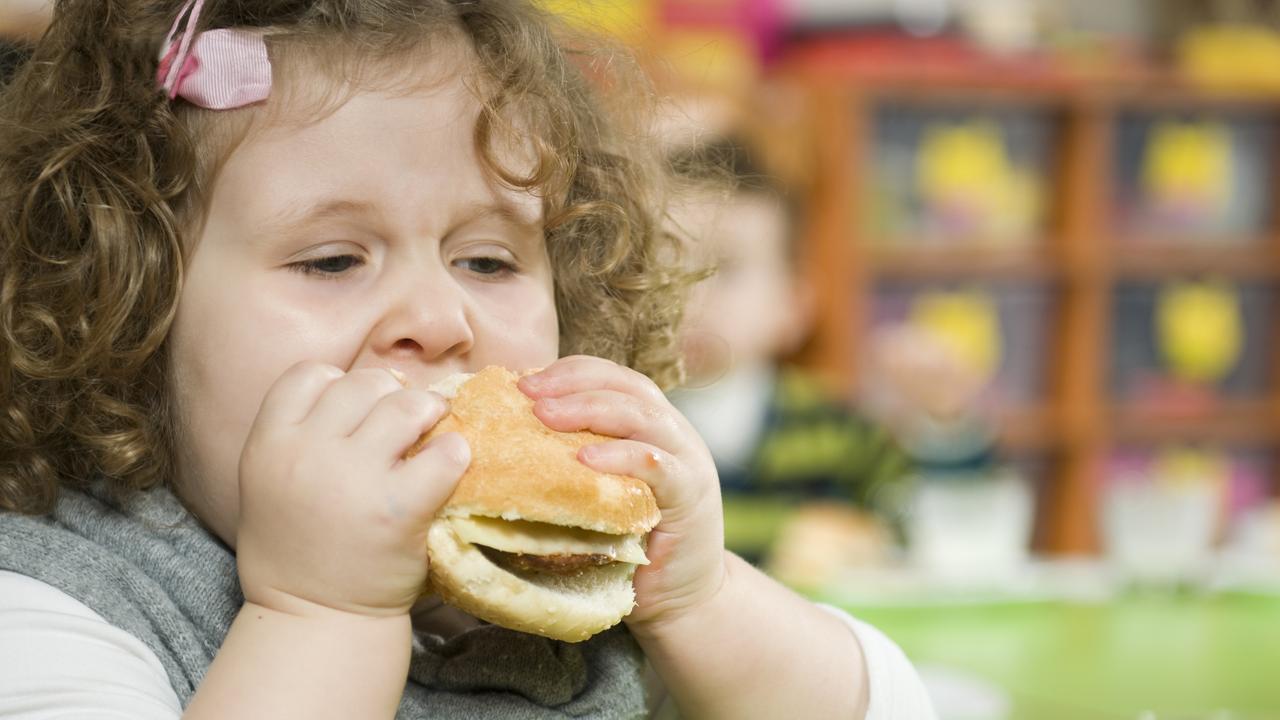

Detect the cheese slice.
xmin=450 ymin=515 xmax=649 ymax=565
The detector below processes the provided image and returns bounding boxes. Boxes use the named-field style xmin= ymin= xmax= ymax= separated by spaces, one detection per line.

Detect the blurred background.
xmin=545 ymin=1 xmax=1280 ymax=718
xmin=5 ymin=1 xmax=1280 ymax=718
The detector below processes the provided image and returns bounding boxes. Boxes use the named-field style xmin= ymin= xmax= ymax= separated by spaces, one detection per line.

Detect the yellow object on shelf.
xmin=1178 ymin=23 xmax=1280 ymax=93
xmin=908 ymin=289 xmax=1002 ymax=386
xmin=1152 ymin=447 xmax=1230 ymax=492
xmin=536 ymin=0 xmax=654 ymax=44
xmin=915 ymin=121 xmax=1041 ymax=242
xmin=1140 ymin=121 xmax=1232 ymax=219
xmin=655 ymin=29 xmax=759 ymax=94
xmin=1155 ymin=280 xmax=1243 ymax=384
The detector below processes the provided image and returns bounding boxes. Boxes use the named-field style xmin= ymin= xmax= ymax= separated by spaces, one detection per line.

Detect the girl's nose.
xmin=367 ymin=269 xmax=475 ymax=366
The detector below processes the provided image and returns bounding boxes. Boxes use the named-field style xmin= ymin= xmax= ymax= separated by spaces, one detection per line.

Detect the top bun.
xmin=412 ymin=366 xmax=660 ymax=535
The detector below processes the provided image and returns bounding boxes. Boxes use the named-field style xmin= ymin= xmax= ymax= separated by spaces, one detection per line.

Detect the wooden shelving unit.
xmin=764 ymin=55 xmax=1280 ymax=555
xmin=1112 ymin=243 xmax=1280 ymax=279
xmin=996 ymin=406 xmax=1059 ymax=453
xmin=871 ymin=246 xmax=1058 ymax=281
xmin=1112 ymin=401 xmax=1280 ymax=445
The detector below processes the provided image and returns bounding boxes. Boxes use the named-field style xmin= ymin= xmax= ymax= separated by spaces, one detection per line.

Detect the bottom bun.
xmin=425 ymin=519 xmax=639 ymax=642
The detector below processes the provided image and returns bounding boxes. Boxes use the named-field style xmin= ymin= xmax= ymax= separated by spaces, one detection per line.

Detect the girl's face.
xmin=167 ymin=70 xmax=560 ymax=547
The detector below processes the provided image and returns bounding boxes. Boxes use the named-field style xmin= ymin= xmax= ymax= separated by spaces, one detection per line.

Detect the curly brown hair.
xmin=0 ymin=0 xmax=698 ymax=515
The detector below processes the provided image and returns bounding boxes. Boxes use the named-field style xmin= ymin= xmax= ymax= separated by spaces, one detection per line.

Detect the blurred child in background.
xmin=863 ymin=322 xmax=998 ymax=477
xmin=668 ymin=137 xmax=911 ymax=581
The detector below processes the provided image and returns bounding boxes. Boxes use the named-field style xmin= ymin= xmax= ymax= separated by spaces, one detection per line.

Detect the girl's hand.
xmin=235 ymin=361 xmax=470 ymax=619
xmin=518 ymin=356 xmax=727 ymax=630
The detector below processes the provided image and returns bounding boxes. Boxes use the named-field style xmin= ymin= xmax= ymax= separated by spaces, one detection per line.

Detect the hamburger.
xmin=407 ymin=366 xmax=660 ymax=642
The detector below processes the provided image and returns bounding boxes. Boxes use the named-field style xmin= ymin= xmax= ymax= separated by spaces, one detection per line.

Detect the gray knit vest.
xmin=0 ymin=484 xmax=649 ymax=718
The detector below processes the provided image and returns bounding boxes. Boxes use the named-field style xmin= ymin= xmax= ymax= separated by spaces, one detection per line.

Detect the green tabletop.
xmin=840 ymin=593 xmax=1280 ymax=720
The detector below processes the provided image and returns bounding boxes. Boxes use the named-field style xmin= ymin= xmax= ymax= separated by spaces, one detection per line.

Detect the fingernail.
xmin=385 ymin=367 xmax=407 ymax=386
xmin=519 ymin=372 xmax=546 ymax=390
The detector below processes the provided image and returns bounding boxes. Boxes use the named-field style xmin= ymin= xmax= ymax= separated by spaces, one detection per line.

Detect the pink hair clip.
xmin=156 ymin=0 xmax=271 ymax=110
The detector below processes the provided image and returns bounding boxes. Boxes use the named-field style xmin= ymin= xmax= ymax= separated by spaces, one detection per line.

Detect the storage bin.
xmin=1103 ymin=446 xmax=1272 ymax=584
xmin=1112 ymin=109 xmax=1275 ymax=242
xmin=864 ymin=103 xmax=1058 ymax=248
xmin=869 ymin=281 xmax=1055 ymax=408
xmin=1110 ymin=280 xmax=1275 ymax=406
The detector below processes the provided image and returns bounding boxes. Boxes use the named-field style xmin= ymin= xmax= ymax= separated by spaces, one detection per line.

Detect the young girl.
xmin=0 ymin=1 xmax=935 ymax=718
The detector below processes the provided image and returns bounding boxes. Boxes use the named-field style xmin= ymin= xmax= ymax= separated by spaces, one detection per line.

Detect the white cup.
xmin=907 ymin=469 xmax=1034 ymax=583
xmin=1102 ymin=476 xmax=1219 ymax=587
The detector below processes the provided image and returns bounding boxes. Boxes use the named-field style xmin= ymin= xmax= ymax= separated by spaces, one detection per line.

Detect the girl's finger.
xmin=531 ymin=389 xmax=689 ymax=456
xmin=392 ymin=432 xmax=471 ymax=524
xmin=253 ymin=360 xmax=345 ymax=430
xmin=576 ymin=439 xmax=711 ymax=519
xmin=304 ymin=367 xmax=405 ymax=438
xmin=349 ymin=388 xmax=449 ymax=464
xmin=518 ymin=355 xmax=666 ymax=404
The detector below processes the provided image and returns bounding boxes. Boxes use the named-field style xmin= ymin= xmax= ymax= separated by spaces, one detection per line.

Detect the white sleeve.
xmin=817 ymin=603 xmax=939 ymax=720
xmin=0 ymin=570 xmax=182 ymax=719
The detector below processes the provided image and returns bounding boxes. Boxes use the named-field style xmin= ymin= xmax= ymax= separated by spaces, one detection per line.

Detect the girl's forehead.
xmin=255 ymin=34 xmax=479 ymax=133
xmin=181 ymin=32 xmax=548 ymax=243
xmin=178 ymin=34 xmax=480 ymax=196
xmin=242 ymin=37 xmax=538 ymax=184
xmin=207 ymin=79 xmax=544 ymax=235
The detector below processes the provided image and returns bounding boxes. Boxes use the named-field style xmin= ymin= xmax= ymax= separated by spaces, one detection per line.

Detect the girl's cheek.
xmin=477 ymin=278 xmax=558 ymax=343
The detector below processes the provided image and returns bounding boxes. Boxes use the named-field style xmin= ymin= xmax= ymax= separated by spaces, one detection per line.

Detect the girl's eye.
xmin=289 ymin=254 xmax=364 ymax=277
xmin=456 ymin=256 xmax=517 ymax=277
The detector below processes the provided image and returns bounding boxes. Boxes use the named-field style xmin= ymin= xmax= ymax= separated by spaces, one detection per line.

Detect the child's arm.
xmin=631 ymin=551 xmax=869 ymax=718
xmin=183 ymin=601 xmax=410 ymax=718
xmin=521 ymin=357 xmax=935 ymax=719
xmin=183 ymin=363 xmax=469 ymax=719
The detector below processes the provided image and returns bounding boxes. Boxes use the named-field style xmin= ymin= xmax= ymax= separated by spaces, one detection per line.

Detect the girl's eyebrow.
xmin=453 ymin=200 xmax=542 ymax=233
xmin=263 ymin=198 xmax=380 ymax=234
xmin=258 ymin=197 xmax=543 ymax=244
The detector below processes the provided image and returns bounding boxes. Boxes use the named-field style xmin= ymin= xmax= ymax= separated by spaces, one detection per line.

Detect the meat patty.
xmin=480 ymin=546 xmax=616 ymax=576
